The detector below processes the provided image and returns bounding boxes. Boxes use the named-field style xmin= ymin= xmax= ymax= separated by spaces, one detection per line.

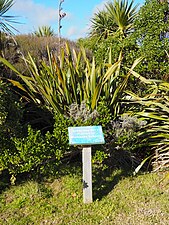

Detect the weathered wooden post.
xmin=82 ymin=146 xmax=92 ymax=203
xmin=68 ymin=126 xmax=105 ymax=204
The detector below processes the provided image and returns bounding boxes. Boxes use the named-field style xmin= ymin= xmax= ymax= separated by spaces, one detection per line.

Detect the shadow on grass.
xmin=0 ymin=169 xmax=11 ymax=194
xmin=0 ymin=159 xmax=82 ymax=195
xmin=92 ymin=149 xmax=139 ymax=201
xmin=0 ymin=150 xmax=140 ymax=201
xmin=92 ymin=167 xmax=131 ymax=201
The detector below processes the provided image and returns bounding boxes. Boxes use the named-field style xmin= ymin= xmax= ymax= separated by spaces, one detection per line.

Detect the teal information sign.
xmin=68 ymin=125 xmax=105 ymax=145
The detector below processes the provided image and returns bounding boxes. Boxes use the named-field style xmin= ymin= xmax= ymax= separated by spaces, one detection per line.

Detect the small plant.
xmin=0 ymin=124 xmax=64 ymax=179
xmin=113 ymin=115 xmax=145 ymax=137
xmin=68 ymin=101 xmax=99 ymax=123
xmin=33 ymin=26 xmax=54 ymax=37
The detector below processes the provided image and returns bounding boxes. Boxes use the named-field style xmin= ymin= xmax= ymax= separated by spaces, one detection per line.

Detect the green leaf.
xmin=133 ymin=155 xmax=152 ymax=175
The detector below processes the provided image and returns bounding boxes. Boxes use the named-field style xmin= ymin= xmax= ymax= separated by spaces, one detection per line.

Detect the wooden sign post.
xmin=68 ymin=126 xmax=105 ymax=204
xmin=82 ymin=146 xmax=92 ymax=203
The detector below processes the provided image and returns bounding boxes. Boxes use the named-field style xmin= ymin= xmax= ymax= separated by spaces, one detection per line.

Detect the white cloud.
xmin=65 ymin=1 xmax=108 ymax=40
xmin=82 ymin=0 xmax=107 ymax=37
xmin=66 ymin=26 xmax=88 ymax=40
xmin=92 ymin=0 xmax=107 ymax=14
xmin=10 ymin=0 xmax=60 ymax=33
xmin=9 ymin=0 xmax=108 ymax=39
xmin=67 ymin=26 xmax=78 ymax=36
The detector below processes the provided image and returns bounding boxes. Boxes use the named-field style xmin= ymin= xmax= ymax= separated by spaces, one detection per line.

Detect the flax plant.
xmin=0 ymin=42 xmax=143 ymax=117
xmin=126 ymin=81 xmax=169 ymax=172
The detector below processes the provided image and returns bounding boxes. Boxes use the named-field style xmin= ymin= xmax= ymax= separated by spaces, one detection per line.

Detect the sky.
xmin=9 ymin=0 xmax=144 ymax=40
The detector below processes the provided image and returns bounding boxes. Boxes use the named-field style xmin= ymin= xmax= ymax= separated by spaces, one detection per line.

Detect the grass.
xmin=0 ymin=163 xmax=169 ymax=225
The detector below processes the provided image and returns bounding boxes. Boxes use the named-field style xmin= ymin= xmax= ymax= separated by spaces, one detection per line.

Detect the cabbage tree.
xmin=106 ymin=0 xmax=138 ymax=37
xmin=33 ymin=26 xmax=54 ymax=37
xmin=90 ymin=0 xmax=138 ymax=39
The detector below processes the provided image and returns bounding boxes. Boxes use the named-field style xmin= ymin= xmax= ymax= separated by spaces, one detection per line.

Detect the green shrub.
xmin=13 ymin=126 xmax=63 ymax=174
xmin=0 ymin=80 xmax=24 ymax=174
xmin=0 ymin=99 xmax=113 ymax=178
xmin=0 ymin=124 xmax=65 ymax=178
xmin=127 ymin=0 xmax=169 ymax=80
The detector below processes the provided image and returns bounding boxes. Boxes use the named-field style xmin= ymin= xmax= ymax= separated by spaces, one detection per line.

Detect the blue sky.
xmin=9 ymin=0 xmax=144 ymax=40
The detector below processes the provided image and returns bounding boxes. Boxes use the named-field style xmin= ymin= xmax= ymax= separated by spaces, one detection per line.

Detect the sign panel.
xmin=68 ymin=125 xmax=105 ymax=145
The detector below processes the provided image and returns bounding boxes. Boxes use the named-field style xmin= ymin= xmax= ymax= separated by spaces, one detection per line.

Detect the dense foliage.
xmin=0 ymin=99 xmax=113 ymax=178
xmin=80 ymin=0 xmax=169 ymax=81
xmin=0 ymin=0 xmax=169 ymax=182
xmin=0 ymin=81 xmax=24 ymax=175
xmin=128 ymin=0 xmax=169 ymax=80
xmin=0 ymin=81 xmax=23 ymax=137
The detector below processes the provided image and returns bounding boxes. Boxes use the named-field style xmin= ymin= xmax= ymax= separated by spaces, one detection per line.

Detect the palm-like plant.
xmin=90 ymin=10 xmax=116 ymax=39
xmin=90 ymin=0 xmax=138 ymax=39
xmin=0 ymin=0 xmax=18 ymax=34
xmin=106 ymin=0 xmax=138 ymax=37
xmin=33 ymin=26 xmax=54 ymax=37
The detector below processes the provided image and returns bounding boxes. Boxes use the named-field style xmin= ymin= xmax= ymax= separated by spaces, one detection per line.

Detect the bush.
xmin=0 ymin=114 xmax=72 ymax=177
xmin=127 ymin=0 xmax=169 ymax=80
xmin=0 ymin=80 xmax=24 ymax=174
xmin=0 ymin=124 xmax=66 ymax=178
xmin=15 ymin=35 xmax=79 ymax=59
xmin=0 ymin=99 xmax=113 ymax=179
